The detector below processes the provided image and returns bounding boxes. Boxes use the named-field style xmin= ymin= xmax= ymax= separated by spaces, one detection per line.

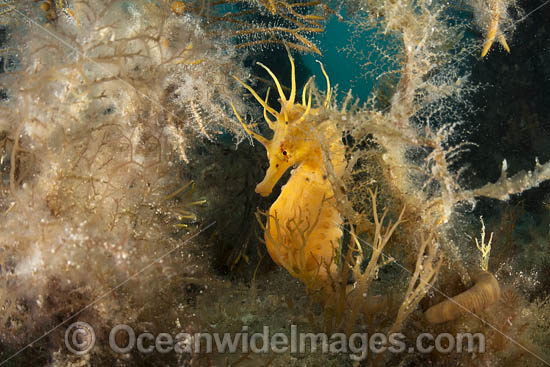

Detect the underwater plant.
xmin=181 ymin=0 xmax=335 ymax=54
xmin=0 ymin=0 xmax=249 ymax=363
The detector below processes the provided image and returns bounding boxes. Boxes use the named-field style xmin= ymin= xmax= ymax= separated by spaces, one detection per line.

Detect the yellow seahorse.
xmin=232 ymin=51 xmax=345 ymax=288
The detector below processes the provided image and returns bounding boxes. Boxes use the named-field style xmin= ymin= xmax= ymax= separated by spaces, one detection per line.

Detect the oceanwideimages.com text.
xmin=65 ymin=322 xmax=485 ymax=360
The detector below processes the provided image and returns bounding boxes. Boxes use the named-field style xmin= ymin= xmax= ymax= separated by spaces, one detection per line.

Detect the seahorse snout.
xmin=255 ymin=160 xmax=292 ymax=196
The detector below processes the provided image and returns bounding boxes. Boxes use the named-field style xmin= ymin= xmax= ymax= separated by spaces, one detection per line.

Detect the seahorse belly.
xmin=265 ymin=162 xmax=342 ymax=283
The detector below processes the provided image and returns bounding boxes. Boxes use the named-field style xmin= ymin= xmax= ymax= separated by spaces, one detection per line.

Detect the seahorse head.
xmin=232 ymin=51 xmax=331 ymax=197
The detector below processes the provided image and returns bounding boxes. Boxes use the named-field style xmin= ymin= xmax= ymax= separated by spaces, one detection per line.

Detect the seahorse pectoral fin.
xmin=255 ymin=160 xmax=293 ymax=197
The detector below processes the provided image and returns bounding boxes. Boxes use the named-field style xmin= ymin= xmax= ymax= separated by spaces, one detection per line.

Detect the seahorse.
xmin=232 ymin=51 xmax=345 ymax=288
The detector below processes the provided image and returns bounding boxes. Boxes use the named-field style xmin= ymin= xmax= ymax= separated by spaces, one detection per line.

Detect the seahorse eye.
xmin=277 ymin=145 xmax=290 ymax=161
xmin=277 ymin=151 xmax=288 ymax=161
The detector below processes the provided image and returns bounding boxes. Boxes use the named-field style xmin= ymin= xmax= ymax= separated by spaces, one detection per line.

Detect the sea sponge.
xmin=425 ymin=271 xmax=501 ymax=324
